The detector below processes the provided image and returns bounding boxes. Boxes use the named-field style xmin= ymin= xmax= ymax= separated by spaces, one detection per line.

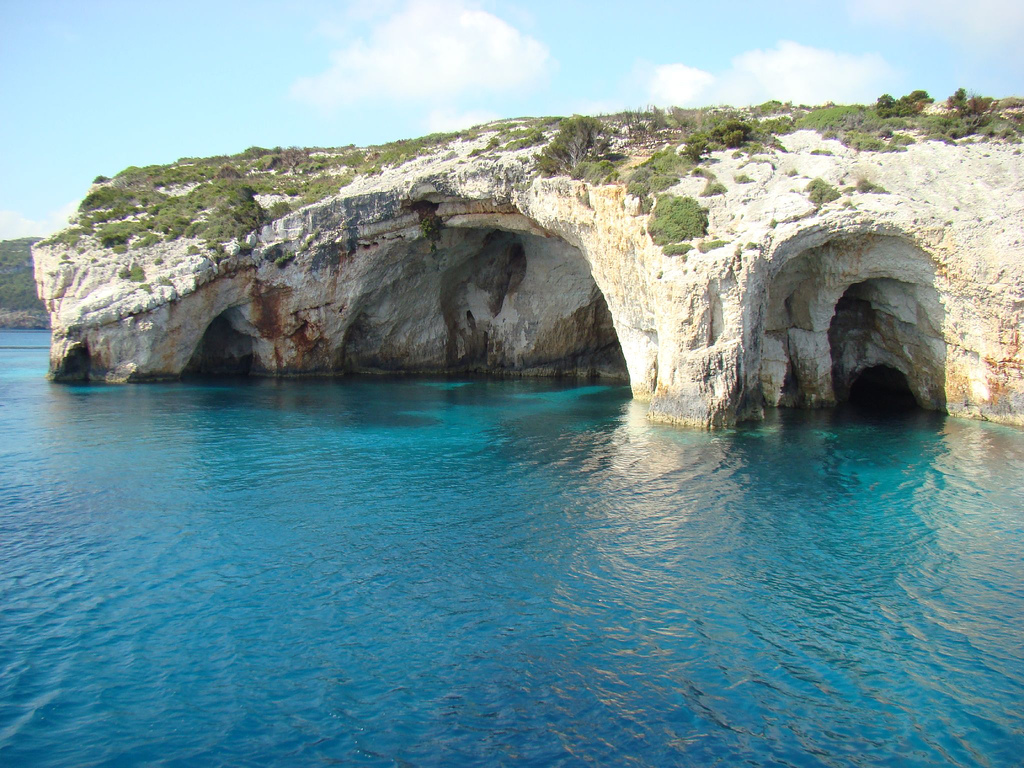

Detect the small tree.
xmin=537 ymin=116 xmax=608 ymax=176
xmin=709 ymin=119 xmax=751 ymax=148
xmin=947 ymin=88 xmax=994 ymax=130
xmin=947 ymin=88 xmax=969 ymax=114
xmin=683 ymin=132 xmax=710 ymax=163
xmin=876 ymin=90 xmax=934 ymax=118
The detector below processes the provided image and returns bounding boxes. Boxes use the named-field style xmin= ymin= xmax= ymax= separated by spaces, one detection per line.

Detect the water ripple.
xmin=1 ymin=342 xmax=1023 ymax=766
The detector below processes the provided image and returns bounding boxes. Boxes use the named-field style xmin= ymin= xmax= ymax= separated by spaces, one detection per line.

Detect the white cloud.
xmin=0 ymin=201 xmax=77 ymax=240
xmin=425 ymin=108 xmax=499 ymax=132
xmin=647 ymin=41 xmax=895 ymax=108
xmin=847 ymin=0 xmax=1024 ymax=51
xmin=648 ymin=64 xmax=716 ymax=107
xmin=291 ymin=0 xmax=552 ymax=109
xmin=718 ymin=41 xmax=894 ymax=105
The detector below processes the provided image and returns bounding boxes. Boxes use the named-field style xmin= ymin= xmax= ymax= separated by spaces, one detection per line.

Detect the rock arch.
xmin=338 ymin=218 xmax=627 ymax=379
xmin=171 ymin=206 xmax=629 ymax=383
xmin=758 ymin=232 xmax=946 ymax=412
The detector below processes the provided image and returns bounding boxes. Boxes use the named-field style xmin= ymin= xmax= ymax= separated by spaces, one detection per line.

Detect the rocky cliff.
xmin=33 ymin=117 xmax=1024 ymax=428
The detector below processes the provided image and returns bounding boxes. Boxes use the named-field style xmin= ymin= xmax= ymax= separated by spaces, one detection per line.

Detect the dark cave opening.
xmin=185 ymin=308 xmax=254 ymax=376
xmin=54 ymin=342 xmax=91 ymax=381
xmin=760 ymin=237 xmax=947 ymax=417
xmin=847 ymin=365 xmax=920 ymax=412
xmin=826 ymin=279 xmax=945 ymax=413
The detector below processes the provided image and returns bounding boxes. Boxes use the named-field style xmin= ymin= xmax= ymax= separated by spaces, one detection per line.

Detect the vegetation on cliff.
xmin=38 ymin=89 xmax=1022 ymax=263
xmin=38 ymin=118 xmax=557 ymax=259
xmin=0 ymin=238 xmax=47 ymax=327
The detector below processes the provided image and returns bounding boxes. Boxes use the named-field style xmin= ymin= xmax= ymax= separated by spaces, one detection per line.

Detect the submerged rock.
xmin=33 ymin=129 xmax=1024 ymax=428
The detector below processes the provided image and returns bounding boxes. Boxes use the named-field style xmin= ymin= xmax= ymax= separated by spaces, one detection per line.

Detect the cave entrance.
xmin=847 ymin=365 xmax=919 ymax=411
xmin=827 ymin=279 xmax=945 ymax=412
xmin=759 ymin=236 xmax=947 ymax=415
xmin=185 ymin=306 xmax=256 ymax=376
xmin=54 ymin=342 xmax=91 ymax=381
xmin=341 ymin=225 xmax=628 ymax=380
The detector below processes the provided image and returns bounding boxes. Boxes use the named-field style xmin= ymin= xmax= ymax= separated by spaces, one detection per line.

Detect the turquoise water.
xmin=1 ymin=329 xmax=1023 ymax=767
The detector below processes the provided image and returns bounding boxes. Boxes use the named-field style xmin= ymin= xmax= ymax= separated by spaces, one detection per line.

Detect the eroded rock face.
xmin=759 ymin=236 xmax=946 ymax=411
xmin=34 ymin=130 xmax=1024 ymax=428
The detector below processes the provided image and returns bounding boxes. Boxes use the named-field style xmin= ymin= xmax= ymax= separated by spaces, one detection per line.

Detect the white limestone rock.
xmin=33 ymin=130 xmax=1024 ymax=428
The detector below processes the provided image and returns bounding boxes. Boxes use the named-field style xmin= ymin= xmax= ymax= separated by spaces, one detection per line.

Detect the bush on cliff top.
xmin=626 ymin=149 xmax=692 ymax=201
xmin=648 ymin=196 xmax=708 ymax=246
xmin=537 ymin=115 xmax=609 ymax=176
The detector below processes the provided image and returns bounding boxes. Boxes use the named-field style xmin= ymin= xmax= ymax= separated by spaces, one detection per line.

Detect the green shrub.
xmin=573 ymin=160 xmax=618 ymax=184
xmin=700 ymin=181 xmax=727 ymax=197
xmin=855 ymin=178 xmax=888 ymax=194
xmin=117 ymin=264 xmax=146 ymax=282
xmin=663 ymin=242 xmax=693 ymax=256
xmin=643 ymin=149 xmax=690 ymax=176
xmin=709 ymin=119 xmax=752 ymax=148
xmin=419 ymin=211 xmax=443 ymax=253
xmin=626 ymin=149 xmax=690 ymax=198
xmin=844 ymin=132 xmax=889 ymax=152
xmin=537 ymin=115 xmax=607 ymax=176
xmin=40 ymin=228 xmax=86 ymax=248
xmin=503 ymin=126 xmax=547 ymax=151
xmin=97 ymin=221 xmax=142 ymax=248
xmin=647 ymin=196 xmax=708 ymax=245
xmin=875 ymin=90 xmax=933 ymax=118
xmin=627 ymin=174 xmax=672 ymax=199
xmin=806 ymin=178 xmax=841 ymax=206
xmin=698 ymin=239 xmax=728 ymax=253
xmin=683 ymin=132 xmax=710 ymax=162
xmin=268 ymin=201 xmax=292 ymax=219
xmin=217 ymin=164 xmax=242 ymax=180
xmin=947 ymin=88 xmax=994 ymax=120
xmin=80 ymin=185 xmax=137 ymax=212
xmin=795 ymin=106 xmax=867 ymax=132
xmin=921 ymin=114 xmax=973 ymax=141
xmin=734 ymin=174 xmax=754 ymax=183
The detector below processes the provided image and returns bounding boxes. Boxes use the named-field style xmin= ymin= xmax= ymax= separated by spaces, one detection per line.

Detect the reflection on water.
xmin=1 ymin=340 xmax=1023 ymax=767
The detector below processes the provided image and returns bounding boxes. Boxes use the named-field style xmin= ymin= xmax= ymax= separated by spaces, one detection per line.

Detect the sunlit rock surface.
xmin=34 ymin=130 xmax=1024 ymax=428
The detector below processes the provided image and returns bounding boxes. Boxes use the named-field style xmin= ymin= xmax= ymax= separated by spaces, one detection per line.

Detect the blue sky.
xmin=1 ymin=0 xmax=1021 ymax=238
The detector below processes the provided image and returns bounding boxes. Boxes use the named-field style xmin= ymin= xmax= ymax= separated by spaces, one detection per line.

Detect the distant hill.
xmin=0 ymin=237 xmax=49 ymax=328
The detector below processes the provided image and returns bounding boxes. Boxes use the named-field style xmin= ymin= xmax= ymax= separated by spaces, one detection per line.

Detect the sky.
xmin=1 ymin=0 xmax=1021 ymax=239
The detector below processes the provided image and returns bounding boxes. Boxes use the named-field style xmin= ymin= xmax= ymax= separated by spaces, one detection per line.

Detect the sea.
xmin=1 ymin=328 xmax=1022 ymax=767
